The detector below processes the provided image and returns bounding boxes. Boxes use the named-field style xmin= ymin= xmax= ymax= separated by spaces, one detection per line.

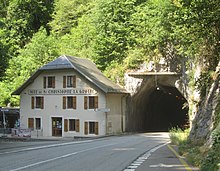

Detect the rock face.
xmin=189 ymin=62 xmax=220 ymax=144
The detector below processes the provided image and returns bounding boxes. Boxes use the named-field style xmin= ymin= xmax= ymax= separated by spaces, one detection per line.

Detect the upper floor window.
xmin=44 ymin=76 xmax=55 ymax=88
xmin=84 ymin=96 xmax=98 ymax=109
xmin=63 ymin=75 xmax=76 ymax=88
xmin=63 ymin=96 xmax=77 ymax=109
xmin=31 ymin=96 xmax=44 ymax=109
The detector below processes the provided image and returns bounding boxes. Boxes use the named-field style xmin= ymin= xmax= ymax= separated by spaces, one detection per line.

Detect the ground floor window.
xmin=28 ymin=118 xmax=41 ymax=130
xmin=35 ymin=118 xmax=41 ymax=130
xmin=64 ymin=119 xmax=80 ymax=132
xmin=84 ymin=121 xmax=98 ymax=135
xmin=28 ymin=118 xmax=34 ymax=129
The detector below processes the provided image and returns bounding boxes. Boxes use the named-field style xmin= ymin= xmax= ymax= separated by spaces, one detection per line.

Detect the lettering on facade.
xmin=28 ymin=89 xmax=97 ymax=95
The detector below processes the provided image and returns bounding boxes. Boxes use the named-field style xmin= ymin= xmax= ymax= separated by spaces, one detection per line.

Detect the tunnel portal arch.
xmin=125 ymin=72 xmax=189 ymax=132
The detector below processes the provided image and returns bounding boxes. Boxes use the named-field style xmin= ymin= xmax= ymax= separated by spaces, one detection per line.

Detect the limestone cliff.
xmin=189 ymin=62 xmax=220 ymax=145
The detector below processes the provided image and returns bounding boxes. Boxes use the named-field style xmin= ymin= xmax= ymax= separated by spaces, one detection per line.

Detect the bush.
xmin=169 ymin=127 xmax=189 ymax=145
xmin=201 ymin=130 xmax=220 ymax=171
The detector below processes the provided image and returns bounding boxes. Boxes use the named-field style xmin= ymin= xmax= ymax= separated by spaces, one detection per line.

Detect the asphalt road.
xmin=0 ymin=133 xmax=179 ymax=171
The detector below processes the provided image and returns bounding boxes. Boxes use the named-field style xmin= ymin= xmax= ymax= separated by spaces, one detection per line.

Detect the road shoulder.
xmin=125 ymin=143 xmax=199 ymax=171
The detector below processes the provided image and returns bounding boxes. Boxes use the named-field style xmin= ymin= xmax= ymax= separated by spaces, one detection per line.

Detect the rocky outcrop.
xmin=189 ymin=62 xmax=220 ymax=144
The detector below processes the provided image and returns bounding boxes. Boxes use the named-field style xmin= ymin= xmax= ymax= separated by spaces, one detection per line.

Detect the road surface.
xmin=0 ymin=133 xmax=190 ymax=171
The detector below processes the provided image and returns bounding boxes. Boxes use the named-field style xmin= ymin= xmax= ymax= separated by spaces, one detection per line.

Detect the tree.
xmin=5 ymin=0 xmax=54 ymax=52
xmin=0 ymin=29 xmax=59 ymax=106
xmin=50 ymin=0 xmax=92 ymax=36
xmin=58 ymin=14 xmax=96 ymax=58
xmin=93 ymin=0 xmax=136 ymax=71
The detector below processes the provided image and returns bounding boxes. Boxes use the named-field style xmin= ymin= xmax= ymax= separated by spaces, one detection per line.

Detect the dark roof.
xmin=12 ymin=55 xmax=127 ymax=95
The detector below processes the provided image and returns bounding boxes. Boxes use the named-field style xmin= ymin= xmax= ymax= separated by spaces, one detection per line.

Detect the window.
xmin=44 ymin=76 xmax=55 ymax=88
xmin=89 ymin=122 xmax=95 ymax=134
xmin=63 ymin=75 xmax=76 ymax=88
xmin=35 ymin=118 xmax=41 ymax=130
xmin=84 ymin=121 xmax=98 ymax=135
xmin=28 ymin=118 xmax=34 ymax=129
xmin=69 ymin=119 xmax=76 ymax=131
xmin=64 ymin=119 xmax=80 ymax=132
xmin=84 ymin=96 xmax=98 ymax=109
xmin=63 ymin=96 xmax=77 ymax=109
xmin=31 ymin=97 xmax=44 ymax=109
xmin=28 ymin=118 xmax=41 ymax=130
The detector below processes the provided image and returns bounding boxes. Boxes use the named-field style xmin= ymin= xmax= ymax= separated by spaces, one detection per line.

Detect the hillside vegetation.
xmin=0 ymin=0 xmax=219 ymax=170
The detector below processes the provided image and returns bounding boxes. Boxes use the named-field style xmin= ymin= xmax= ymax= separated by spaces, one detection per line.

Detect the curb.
xmin=167 ymin=144 xmax=193 ymax=171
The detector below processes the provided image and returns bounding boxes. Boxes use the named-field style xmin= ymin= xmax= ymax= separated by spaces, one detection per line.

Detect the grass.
xmin=169 ymin=128 xmax=203 ymax=167
xmin=169 ymin=127 xmax=220 ymax=171
xmin=169 ymin=127 xmax=189 ymax=145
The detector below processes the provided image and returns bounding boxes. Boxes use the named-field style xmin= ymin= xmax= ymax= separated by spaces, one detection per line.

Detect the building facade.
xmin=12 ymin=56 xmax=128 ymax=137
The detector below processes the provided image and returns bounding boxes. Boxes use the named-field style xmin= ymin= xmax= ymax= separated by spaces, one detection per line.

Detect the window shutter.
xmin=95 ymin=122 xmax=99 ymax=135
xmin=41 ymin=97 xmax=44 ymax=109
xmin=64 ymin=119 xmax=68 ymax=132
xmin=73 ymin=75 xmax=76 ymax=88
xmin=43 ymin=77 xmax=46 ymax=88
xmin=52 ymin=77 xmax=55 ymax=88
xmin=84 ymin=122 xmax=88 ymax=135
xmin=63 ymin=96 xmax=66 ymax=109
xmin=84 ymin=96 xmax=88 ymax=110
xmin=76 ymin=119 xmax=80 ymax=132
xmin=28 ymin=118 xmax=34 ymax=129
xmin=63 ymin=76 xmax=66 ymax=88
xmin=94 ymin=96 xmax=98 ymax=108
xmin=31 ymin=97 xmax=35 ymax=109
xmin=73 ymin=96 xmax=76 ymax=109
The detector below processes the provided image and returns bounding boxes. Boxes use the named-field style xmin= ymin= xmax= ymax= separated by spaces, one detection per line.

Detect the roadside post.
xmin=0 ymin=108 xmax=9 ymax=137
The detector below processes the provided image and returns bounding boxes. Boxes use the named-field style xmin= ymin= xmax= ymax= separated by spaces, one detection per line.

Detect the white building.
xmin=12 ymin=55 xmax=128 ymax=137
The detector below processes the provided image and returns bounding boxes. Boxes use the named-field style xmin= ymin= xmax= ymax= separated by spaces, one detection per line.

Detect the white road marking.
xmin=150 ymin=163 xmax=182 ymax=168
xmin=0 ymin=140 xmax=94 ymax=155
xmin=123 ymin=142 xmax=169 ymax=171
xmin=128 ymin=166 xmax=138 ymax=169
xmin=9 ymin=142 xmax=120 ymax=171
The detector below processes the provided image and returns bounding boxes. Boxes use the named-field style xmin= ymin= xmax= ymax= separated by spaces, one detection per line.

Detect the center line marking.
xmin=9 ymin=142 xmax=120 ymax=171
xmin=0 ymin=140 xmax=94 ymax=155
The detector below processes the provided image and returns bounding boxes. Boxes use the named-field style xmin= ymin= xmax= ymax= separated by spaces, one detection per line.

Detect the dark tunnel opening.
xmin=144 ymin=85 xmax=189 ymax=132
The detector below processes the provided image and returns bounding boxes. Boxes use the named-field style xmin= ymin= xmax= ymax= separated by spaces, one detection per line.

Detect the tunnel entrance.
xmin=145 ymin=85 xmax=189 ymax=131
xmin=126 ymin=74 xmax=189 ymax=133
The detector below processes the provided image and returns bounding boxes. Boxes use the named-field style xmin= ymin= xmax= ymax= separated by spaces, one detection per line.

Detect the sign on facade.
xmin=28 ymin=89 xmax=97 ymax=95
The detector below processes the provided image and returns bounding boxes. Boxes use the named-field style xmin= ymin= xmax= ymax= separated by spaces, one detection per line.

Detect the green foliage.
xmin=195 ymin=71 xmax=213 ymax=98
xmin=0 ymin=0 xmax=9 ymax=18
xmin=169 ymin=127 xmax=189 ymax=145
xmin=5 ymin=0 xmax=54 ymax=52
xmin=172 ymin=0 xmax=220 ymax=68
xmin=50 ymin=0 xmax=92 ymax=36
xmin=0 ymin=34 xmax=9 ymax=78
xmin=104 ymin=62 xmax=125 ymax=85
xmin=201 ymin=130 xmax=220 ymax=171
xmin=93 ymin=0 xmax=136 ymax=71
xmin=0 ymin=29 xmax=59 ymax=106
xmin=57 ymin=13 xmax=96 ymax=59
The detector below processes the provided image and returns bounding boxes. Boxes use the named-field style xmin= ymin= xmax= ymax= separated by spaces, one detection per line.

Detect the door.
xmin=52 ymin=117 xmax=62 ymax=137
